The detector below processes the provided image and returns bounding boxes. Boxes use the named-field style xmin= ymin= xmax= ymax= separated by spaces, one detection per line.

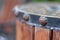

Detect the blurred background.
xmin=0 ymin=0 xmax=60 ymax=22
xmin=0 ymin=0 xmax=60 ymax=40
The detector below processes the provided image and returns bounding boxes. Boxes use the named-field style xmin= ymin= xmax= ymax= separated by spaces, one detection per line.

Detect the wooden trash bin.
xmin=16 ymin=13 xmax=51 ymax=40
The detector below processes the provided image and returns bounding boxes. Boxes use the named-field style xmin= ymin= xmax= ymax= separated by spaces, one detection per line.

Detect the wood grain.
xmin=53 ymin=30 xmax=60 ymax=40
xmin=35 ymin=27 xmax=50 ymax=40
xmin=22 ymin=22 xmax=33 ymax=40
xmin=16 ymin=19 xmax=23 ymax=40
xmin=16 ymin=20 xmax=33 ymax=40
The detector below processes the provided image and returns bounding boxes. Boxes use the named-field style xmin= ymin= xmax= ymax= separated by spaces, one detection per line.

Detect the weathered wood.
xmin=22 ymin=22 xmax=33 ymax=40
xmin=16 ymin=19 xmax=23 ymax=40
xmin=53 ymin=30 xmax=60 ymax=40
xmin=35 ymin=27 xmax=50 ymax=40
xmin=16 ymin=19 xmax=34 ymax=40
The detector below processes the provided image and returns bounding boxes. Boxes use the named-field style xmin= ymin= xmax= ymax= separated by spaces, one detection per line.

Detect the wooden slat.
xmin=35 ymin=27 xmax=50 ymax=40
xmin=16 ymin=19 xmax=23 ymax=40
xmin=22 ymin=22 xmax=33 ymax=40
xmin=53 ymin=30 xmax=60 ymax=40
xmin=16 ymin=19 xmax=33 ymax=40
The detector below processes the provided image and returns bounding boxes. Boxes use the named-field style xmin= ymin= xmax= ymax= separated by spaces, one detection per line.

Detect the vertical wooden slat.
xmin=16 ymin=19 xmax=23 ymax=40
xmin=16 ymin=19 xmax=33 ymax=40
xmin=53 ymin=30 xmax=60 ymax=40
xmin=22 ymin=22 xmax=33 ymax=40
xmin=35 ymin=27 xmax=50 ymax=40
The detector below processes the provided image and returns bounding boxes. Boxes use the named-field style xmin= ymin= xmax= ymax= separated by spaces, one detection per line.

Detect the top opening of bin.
xmin=13 ymin=3 xmax=60 ymax=18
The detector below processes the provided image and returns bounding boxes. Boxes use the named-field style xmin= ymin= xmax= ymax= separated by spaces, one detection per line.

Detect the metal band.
xmin=16 ymin=11 xmax=60 ymax=30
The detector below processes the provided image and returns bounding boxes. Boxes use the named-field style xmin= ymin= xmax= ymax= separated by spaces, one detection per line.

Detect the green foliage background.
xmin=32 ymin=0 xmax=60 ymax=2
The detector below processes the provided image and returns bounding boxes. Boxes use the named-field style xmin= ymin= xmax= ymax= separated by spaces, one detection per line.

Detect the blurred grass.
xmin=55 ymin=0 xmax=60 ymax=2
xmin=32 ymin=0 xmax=60 ymax=2
xmin=32 ymin=0 xmax=48 ymax=2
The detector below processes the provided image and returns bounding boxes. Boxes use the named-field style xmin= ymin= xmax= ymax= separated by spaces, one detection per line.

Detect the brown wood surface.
xmin=22 ymin=22 xmax=33 ymax=40
xmin=35 ymin=27 xmax=50 ymax=40
xmin=16 ymin=19 xmax=23 ymax=40
xmin=16 ymin=20 xmax=33 ymax=40
xmin=16 ymin=19 xmax=51 ymax=40
xmin=53 ymin=30 xmax=60 ymax=40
